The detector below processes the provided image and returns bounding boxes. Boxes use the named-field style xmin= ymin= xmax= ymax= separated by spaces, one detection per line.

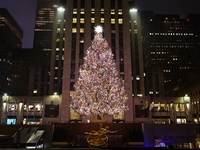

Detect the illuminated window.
xmin=8 ymin=103 xmax=18 ymax=111
xmin=152 ymin=103 xmax=169 ymax=112
xmin=33 ymin=90 xmax=37 ymax=93
xmin=134 ymin=29 xmax=137 ymax=34
xmin=24 ymin=104 xmax=27 ymax=111
xmin=35 ymin=103 xmax=41 ymax=111
xmin=101 ymin=8 xmax=104 ymax=14
xmin=80 ymin=18 xmax=84 ymax=23
xmin=175 ymin=104 xmax=185 ymax=112
xmin=72 ymin=28 xmax=77 ymax=33
xmin=55 ymin=67 xmax=58 ymax=69
xmin=28 ymin=103 xmax=35 ymax=111
xmin=80 ymin=28 xmax=84 ymax=33
xmin=118 ymin=19 xmax=123 ymax=24
xmin=91 ymin=18 xmax=95 ymax=23
xmin=80 ymin=9 xmax=85 ymax=14
xmin=176 ymin=118 xmax=186 ymax=124
xmin=57 ymin=28 xmax=60 ymax=33
xmin=73 ymin=9 xmax=77 ymax=14
xmin=111 ymin=9 xmax=115 ymax=14
xmin=91 ymin=8 xmax=95 ymax=14
xmin=101 ymin=18 xmax=104 ymax=23
xmin=118 ymin=11 xmax=122 ymax=15
xmin=111 ymin=19 xmax=115 ymax=24
xmin=72 ymin=18 xmax=77 ymax=23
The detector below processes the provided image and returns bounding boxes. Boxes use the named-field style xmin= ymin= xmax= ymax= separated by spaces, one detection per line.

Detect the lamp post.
xmin=1 ymin=93 xmax=8 ymax=124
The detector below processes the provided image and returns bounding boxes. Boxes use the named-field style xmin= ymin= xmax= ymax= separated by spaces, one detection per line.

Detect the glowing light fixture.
xmin=95 ymin=25 xmax=103 ymax=33
xmin=130 ymin=8 xmax=137 ymax=12
xmin=58 ymin=7 xmax=65 ymax=11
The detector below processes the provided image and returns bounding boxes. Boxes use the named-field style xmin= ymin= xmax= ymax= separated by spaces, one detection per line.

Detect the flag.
xmin=164 ymin=102 xmax=167 ymax=110
xmin=142 ymin=101 xmax=148 ymax=110
xmin=178 ymin=103 xmax=181 ymax=112
xmin=149 ymin=102 xmax=154 ymax=110
xmin=185 ymin=103 xmax=189 ymax=115
xmin=157 ymin=102 xmax=161 ymax=111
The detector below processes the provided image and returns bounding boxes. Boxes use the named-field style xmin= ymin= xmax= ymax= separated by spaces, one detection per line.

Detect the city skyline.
xmin=0 ymin=0 xmax=200 ymax=48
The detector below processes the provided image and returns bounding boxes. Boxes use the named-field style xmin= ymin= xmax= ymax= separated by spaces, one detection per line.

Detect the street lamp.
xmin=58 ymin=7 xmax=65 ymax=11
xmin=130 ymin=8 xmax=137 ymax=12
xmin=58 ymin=7 xmax=65 ymax=12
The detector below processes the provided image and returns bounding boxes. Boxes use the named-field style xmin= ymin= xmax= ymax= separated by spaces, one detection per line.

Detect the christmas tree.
xmin=70 ymin=26 xmax=128 ymax=119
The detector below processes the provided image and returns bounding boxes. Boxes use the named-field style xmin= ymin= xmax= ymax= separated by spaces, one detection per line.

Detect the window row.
xmin=6 ymin=103 xmax=43 ymax=112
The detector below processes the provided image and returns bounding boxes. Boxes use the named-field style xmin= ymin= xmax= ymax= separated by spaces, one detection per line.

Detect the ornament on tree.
xmin=70 ymin=26 xmax=129 ymax=118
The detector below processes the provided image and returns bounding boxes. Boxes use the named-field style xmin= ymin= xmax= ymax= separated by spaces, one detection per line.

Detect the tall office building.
xmin=143 ymin=14 xmax=199 ymax=97
xmin=33 ymin=0 xmax=59 ymax=51
xmin=32 ymin=0 xmax=145 ymax=123
xmin=31 ymin=0 xmax=60 ymax=96
xmin=0 ymin=8 xmax=29 ymax=96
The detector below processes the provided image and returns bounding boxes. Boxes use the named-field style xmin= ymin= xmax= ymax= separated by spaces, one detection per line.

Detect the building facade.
xmin=29 ymin=0 xmax=145 ymax=123
xmin=0 ymin=94 xmax=194 ymax=125
xmin=0 ymin=8 xmax=29 ymax=96
xmin=143 ymin=14 xmax=199 ymax=97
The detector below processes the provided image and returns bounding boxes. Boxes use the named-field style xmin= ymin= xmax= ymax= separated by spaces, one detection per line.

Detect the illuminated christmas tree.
xmin=70 ymin=26 xmax=128 ymax=119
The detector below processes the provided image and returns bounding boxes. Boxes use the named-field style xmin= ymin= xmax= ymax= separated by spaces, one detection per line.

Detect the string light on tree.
xmin=70 ymin=27 xmax=129 ymax=119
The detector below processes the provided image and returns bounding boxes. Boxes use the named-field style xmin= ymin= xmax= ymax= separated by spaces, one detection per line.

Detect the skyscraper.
xmin=31 ymin=0 xmax=61 ymax=96
xmin=0 ymin=8 xmax=28 ymax=96
xmin=143 ymin=14 xmax=199 ymax=97
xmin=33 ymin=0 xmax=59 ymax=51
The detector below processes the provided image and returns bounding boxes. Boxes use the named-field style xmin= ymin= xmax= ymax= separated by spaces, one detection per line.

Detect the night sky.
xmin=0 ymin=0 xmax=200 ymax=48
